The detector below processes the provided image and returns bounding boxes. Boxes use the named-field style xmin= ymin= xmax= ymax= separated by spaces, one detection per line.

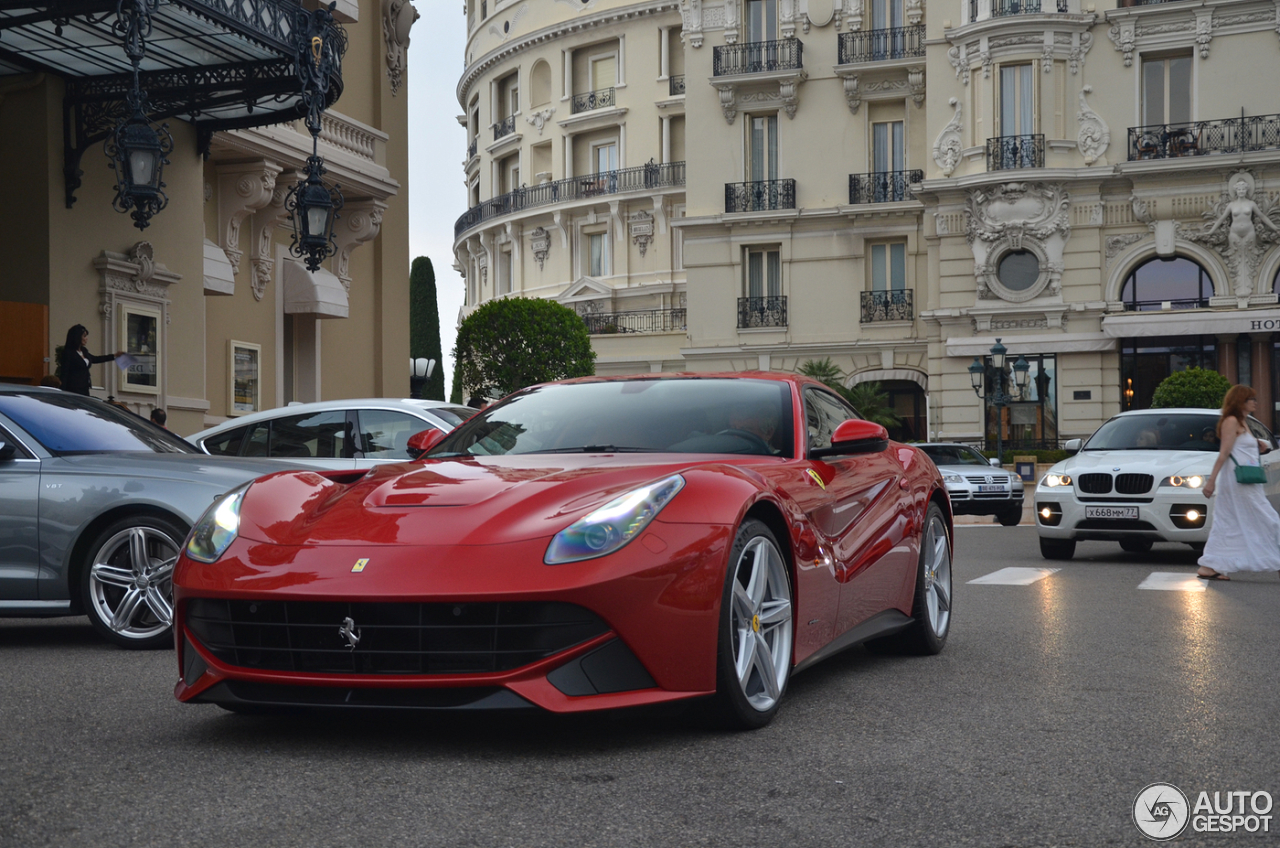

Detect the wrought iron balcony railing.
xmin=837 ymin=25 xmax=925 ymax=64
xmin=669 ymin=74 xmax=686 ymax=96
xmin=454 ymin=161 xmax=686 ymax=238
xmin=725 ymin=179 xmax=796 ymax=213
xmin=848 ymin=170 xmax=923 ymax=204
xmin=1128 ymin=114 xmax=1280 ymax=161
xmin=970 ymin=0 xmax=1067 ymax=18
xmin=467 ymin=138 xmax=477 ymax=159
xmin=493 ymin=115 xmax=515 ymax=141
xmin=986 ymin=134 xmax=1045 ymax=170
xmin=571 ymin=87 xmax=615 ymax=114
xmin=738 ymin=296 xmax=788 ymax=329
xmin=583 ymin=308 xmax=688 ymax=334
xmin=1122 ymin=298 xmax=1209 ymax=312
xmin=713 ymin=39 xmax=803 ymax=76
xmin=861 ymin=289 xmax=914 ymax=323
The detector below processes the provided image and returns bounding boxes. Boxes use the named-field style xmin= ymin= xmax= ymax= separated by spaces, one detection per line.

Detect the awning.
xmin=202 ymin=239 xmax=234 ymax=296
xmin=1101 ymin=308 xmax=1280 ymax=338
xmin=283 ymin=259 xmax=347 ymax=319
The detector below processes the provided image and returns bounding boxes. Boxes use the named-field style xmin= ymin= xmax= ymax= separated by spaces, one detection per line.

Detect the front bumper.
xmin=173 ymin=519 xmax=734 ymax=713
xmin=1034 ymin=486 xmax=1211 ymax=542
xmin=944 ymin=481 xmax=1024 ymax=515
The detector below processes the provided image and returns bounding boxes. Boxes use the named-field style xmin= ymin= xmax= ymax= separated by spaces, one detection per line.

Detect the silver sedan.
xmin=0 ymin=386 xmax=312 ymax=649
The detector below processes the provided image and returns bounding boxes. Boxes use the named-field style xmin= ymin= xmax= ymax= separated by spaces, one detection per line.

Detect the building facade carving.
xmin=966 ymin=183 xmax=1071 ymax=303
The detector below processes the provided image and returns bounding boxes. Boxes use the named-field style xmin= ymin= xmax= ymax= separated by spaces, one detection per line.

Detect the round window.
xmin=997 ymin=250 xmax=1040 ymax=292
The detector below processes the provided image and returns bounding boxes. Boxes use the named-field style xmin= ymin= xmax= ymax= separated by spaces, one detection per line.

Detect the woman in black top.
xmin=59 ymin=324 xmax=122 ymax=396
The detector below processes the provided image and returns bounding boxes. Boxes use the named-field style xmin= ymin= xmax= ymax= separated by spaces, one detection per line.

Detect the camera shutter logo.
xmin=1134 ymin=783 xmax=1190 ymax=841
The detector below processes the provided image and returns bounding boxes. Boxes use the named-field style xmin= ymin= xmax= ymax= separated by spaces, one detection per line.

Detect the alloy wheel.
xmin=87 ymin=526 xmax=178 ymax=641
xmin=921 ymin=513 xmax=951 ymax=638
xmin=730 ymin=535 xmax=793 ymax=712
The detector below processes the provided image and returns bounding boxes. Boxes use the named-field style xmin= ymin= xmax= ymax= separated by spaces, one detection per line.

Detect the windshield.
xmin=430 ymin=378 xmax=795 ymax=458
xmin=1084 ymin=413 xmax=1220 ymax=452
xmin=0 ymin=391 xmax=196 ymax=454
xmin=425 ymin=405 xmax=480 ymax=427
xmin=920 ymin=445 xmax=990 ymax=466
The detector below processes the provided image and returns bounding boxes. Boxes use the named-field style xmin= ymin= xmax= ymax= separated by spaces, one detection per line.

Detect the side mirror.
xmin=989 ymin=457 xmax=1003 ymax=468
xmin=1064 ymin=438 xmax=1082 ymax=455
xmin=0 ymin=441 xmax=14 ymax=461
xmin=405 ymin=429 xmax=447 ymax=459
xmin=810 ymin=419 xmax=889 ymax=459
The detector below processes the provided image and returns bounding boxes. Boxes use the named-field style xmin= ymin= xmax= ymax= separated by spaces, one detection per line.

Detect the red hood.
xmin=235 ymin=454 xmax=777 ymax=547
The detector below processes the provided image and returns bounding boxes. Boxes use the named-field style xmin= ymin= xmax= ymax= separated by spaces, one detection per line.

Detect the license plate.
xmin=1085 ymin=506 xmax=1139 ymax=520
xmin=977 ymin=485 xmax=1007 ymax=493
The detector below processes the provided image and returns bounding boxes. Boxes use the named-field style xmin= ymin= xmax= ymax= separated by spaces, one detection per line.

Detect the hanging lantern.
xmin=105 ymin=97 xmax=173 ymax=231
xmin=285 ymin=155 xmax=343 ymax=272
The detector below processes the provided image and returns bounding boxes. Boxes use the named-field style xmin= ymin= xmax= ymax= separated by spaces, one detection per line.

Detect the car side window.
xmin=0 ymin=424 xmax=34 ymax=459
xmin=202 ymin=425 xmax=248 ymax=456
xmin=269 ymin=411 xmax=349 ymax=459
xmin=359 ymin=410 xmax=434 ymax=459
xmin=804 ymin=389 xmax=857 ymax=452
xmin=1247 ymin=417 xmax=1275 ymax=448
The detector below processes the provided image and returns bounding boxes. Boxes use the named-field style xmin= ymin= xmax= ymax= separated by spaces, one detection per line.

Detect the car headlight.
xmin=1161 ymin=474 xmax=1206 ymax=489
xmin=941 ymin=472 xmax=966 ymax=484
xmin=545 ymin=475 xmax=685 ymax=565
xmin=1042 ymin=473 xmax=1072 ymax=487
xmin=185 ymin=483 xmax=250 ymax=563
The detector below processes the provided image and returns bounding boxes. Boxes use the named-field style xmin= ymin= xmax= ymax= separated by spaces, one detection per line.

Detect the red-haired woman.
xmin=1198 ymin=384 xmax=1280 ymax=579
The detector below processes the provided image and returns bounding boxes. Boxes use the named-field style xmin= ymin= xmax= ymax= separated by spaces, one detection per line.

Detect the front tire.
xmin=80 ymin=514 xmax=185 ymax=649
xmin=871 ymin=503 xmax=952 ymax=655
xmin=997 ymin=506 xmax=1022 ymax=527
xmin=1039 ymin=537 xmax=1076 ymax=560
xmin=1119 ymin=538 xmax=1153 ymax=553
xmin=709 ymin=519 xmax=793 ymax=730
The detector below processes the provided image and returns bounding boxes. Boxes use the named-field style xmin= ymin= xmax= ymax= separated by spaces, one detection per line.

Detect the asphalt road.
xmin=2 ymin=527 xmax=1278 ymax=848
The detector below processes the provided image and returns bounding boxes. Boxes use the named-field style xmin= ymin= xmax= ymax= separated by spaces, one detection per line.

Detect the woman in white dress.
xmin=1198 ymin=385 xmax=1280 ymax=579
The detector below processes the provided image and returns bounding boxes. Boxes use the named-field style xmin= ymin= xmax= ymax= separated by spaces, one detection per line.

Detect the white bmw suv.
xmin=1034 ymin=408 xmax=1279 ymax=560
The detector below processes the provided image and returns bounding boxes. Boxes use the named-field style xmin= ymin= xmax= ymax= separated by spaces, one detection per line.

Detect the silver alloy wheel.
xmin=730 ymin=535 xmax=793 ymax=712
xmin=87 ymin=526 xmax=178 ymax=640
xmin=921 ymin=513 xmax=952 ymax=638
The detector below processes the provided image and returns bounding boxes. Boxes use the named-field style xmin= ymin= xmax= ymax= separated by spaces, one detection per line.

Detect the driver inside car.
xmin=668 ymin=400 xmax=780 ymax=455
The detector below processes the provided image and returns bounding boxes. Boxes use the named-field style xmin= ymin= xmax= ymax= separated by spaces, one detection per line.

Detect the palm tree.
xmin=798 ymin=357 xmax=844 ymax=390
xmin=798 ymin=358 xmax=901 ymax=429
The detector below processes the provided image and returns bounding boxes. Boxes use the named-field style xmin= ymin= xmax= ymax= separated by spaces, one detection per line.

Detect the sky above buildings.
xmin=407 ymin=6 xmax=468 ymax=397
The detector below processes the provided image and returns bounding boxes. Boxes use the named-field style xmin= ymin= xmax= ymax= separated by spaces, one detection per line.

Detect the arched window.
xmin=1120 ymin=256 xmax=1213 ymax=311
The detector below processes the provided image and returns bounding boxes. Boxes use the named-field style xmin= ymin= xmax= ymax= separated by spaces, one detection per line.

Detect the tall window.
xmin=1120 ymin=256 xmax=1213 ymax=311
xmin=999 ymin=64 xmax=1034 ymax=136
xmin=509 ymin=85 xmax=519 ymax=117
xmin=985 ymin=354 xmax=1057 ymax=449
xmin=1121 ymin=337 xmax=1216 ymax=411
xmin=870 ymin=243 xmax=906 ymax=292
xmin=746 ymin=0 xmax=777 ymax=41
xmin=747 ymin=115 xmax=778 ymax=182
xmin=590 ymin=54 xmax=616 ymax=90
xmin=871 ymin=0 xmax=903 ymax=30
xmin=746 ymin=247 xmax=781 ymax=298
xmin=594 ymin=142 xmax=617 ymax=174
xmin=872 ymin=120 xmax=904 ymax=173
xmin=587 ymin=232 xmax=609 ymax=277
xmin=497 ymin=249 xmax=513 ymax=295
xmin=1142 ymin=54 xmax=1192 ymax=126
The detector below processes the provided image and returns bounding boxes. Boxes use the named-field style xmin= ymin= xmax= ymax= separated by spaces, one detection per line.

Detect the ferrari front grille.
xmin=185 ymin=599 xmax=608 ymax=675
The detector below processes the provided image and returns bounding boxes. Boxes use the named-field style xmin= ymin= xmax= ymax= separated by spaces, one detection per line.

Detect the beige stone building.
xmin=456 ymin=0 xmax=1280 ymax=446
xmin=0 ymin=0 xmax=416 ymax=436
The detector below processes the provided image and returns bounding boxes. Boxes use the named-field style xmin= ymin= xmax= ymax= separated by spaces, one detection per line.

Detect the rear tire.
xmin=997 ymin=506 xmax=1022 ymax=527
xmin=1119 ymin=538 xmax=1154 ymax=553
xmin=1039 ymin=537 xmax=1075 ymax=561
xmin=708 ymin=519 xmax=793 ymax=731
xmin=869 ymin=502 xmax=951 ymax=655
xmin=80 ymin=514 xmax=185 ymax=650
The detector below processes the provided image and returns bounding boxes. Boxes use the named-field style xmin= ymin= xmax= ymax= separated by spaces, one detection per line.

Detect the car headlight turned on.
xmin=1042 ymin=473 xmax=1072 ymax=487
xmin=545 ymin=475 xmax=685 ymax=564
xmin=1161 ymin=474 xmax=1206 ymax=489
xmin=185 ymin=483 xmax=250 ymax=563
xmin=1170 ymin=503 xmax=1207 ymax=529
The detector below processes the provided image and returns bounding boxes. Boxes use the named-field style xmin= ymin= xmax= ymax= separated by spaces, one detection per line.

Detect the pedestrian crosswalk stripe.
xmin=1138 ymin=571 xmax=1206 ymax=592
xmin=967 ymin=567 xmax=1060 ymax=585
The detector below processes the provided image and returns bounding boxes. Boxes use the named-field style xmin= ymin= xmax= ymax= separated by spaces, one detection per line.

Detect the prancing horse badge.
xmin=352 ymin=558 xmax=369 ymax=573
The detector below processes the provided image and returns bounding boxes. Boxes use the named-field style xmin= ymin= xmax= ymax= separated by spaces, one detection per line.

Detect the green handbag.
xmin=1231 ymin=455 xmax=1267 ymax=485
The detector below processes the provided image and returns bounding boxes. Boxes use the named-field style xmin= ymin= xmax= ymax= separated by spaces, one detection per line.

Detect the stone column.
xmin=1254 ymin=337 xmax=1273 ymax=431
xmin=659 ymin=27 xmax=670 ymax=78
xmin=1219 ymin=338 xmax=1238 ymax=384
xmin=662 ymin=115 xmax=671 ymax=163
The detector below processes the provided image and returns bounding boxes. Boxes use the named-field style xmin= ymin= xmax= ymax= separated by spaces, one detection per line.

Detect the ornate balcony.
xmin=669 ymin=75 xmax=686 ymax=96
xmin=493 ymin=115 xmax=515 ymax=141
xmin=454 ymin=160 xmax=685 ymax=238
xmin=1127 ymin=114 xmax=1280 ymax=161
xmin=860 ymin=290 xmax=914 ymax=323
xmin=848 ymin=170 xmax=922 ymax=204
xmin=713 ymin=39 xmax=803 ymax=76
xmin=724 ymin=179 xmax=796 ymax=213
xmin=837 ymin=25 xmax=925 ymax=64
xmin=570 ymin=87 xmax=615 ymax=114
xmin=986 ymin=134 xmax=1045 ymax=170
xmin=583 ymin=308 xmax=688 ymax=334
xmin=737 ymin=296 xmax=788 ymax=329
xmin=971 ymin=0 xmax=1068 ymax=18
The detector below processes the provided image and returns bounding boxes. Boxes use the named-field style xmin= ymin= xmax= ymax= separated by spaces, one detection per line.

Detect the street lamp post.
xmin=409 ymin=357 xmax=435 ymax=399
xmin=968 ymin=338 xmax=1030 ymax=465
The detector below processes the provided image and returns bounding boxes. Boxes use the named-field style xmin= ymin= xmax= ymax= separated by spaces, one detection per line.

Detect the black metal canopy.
xmin=0 ymin=0 xmax=345 ymax=206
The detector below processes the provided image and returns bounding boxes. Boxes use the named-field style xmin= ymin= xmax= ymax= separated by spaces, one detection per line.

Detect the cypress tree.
xmin=409 ymin=256 xmax=446 ymax=400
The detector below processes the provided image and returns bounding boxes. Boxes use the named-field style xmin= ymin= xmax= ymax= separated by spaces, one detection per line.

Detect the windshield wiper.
xmin=527 ymin=445 xmax=663 ymax=454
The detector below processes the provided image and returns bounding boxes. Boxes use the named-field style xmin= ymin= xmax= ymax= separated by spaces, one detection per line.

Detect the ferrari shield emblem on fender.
xmin=352 ymin=558 xmax=369 ymax=573
xmin=806 ymin=469 xmax=827 ymax=490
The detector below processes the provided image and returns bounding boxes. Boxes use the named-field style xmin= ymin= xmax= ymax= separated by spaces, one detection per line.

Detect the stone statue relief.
xmin=1188 ymin=173 xmax=1280 ymax=298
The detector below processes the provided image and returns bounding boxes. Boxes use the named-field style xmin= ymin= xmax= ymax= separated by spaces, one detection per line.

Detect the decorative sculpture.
xmin=1194 ymin=174 xmax=1280 ymax=298
xmin=933 ymin=98 xmax=963 ymax=177
xmin=382 ymin=0 xmax=419 ymax=96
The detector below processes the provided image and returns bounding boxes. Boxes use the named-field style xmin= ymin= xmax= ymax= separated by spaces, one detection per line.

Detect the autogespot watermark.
xmin=1133 ymin=783 xmax=1275 ymax=840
